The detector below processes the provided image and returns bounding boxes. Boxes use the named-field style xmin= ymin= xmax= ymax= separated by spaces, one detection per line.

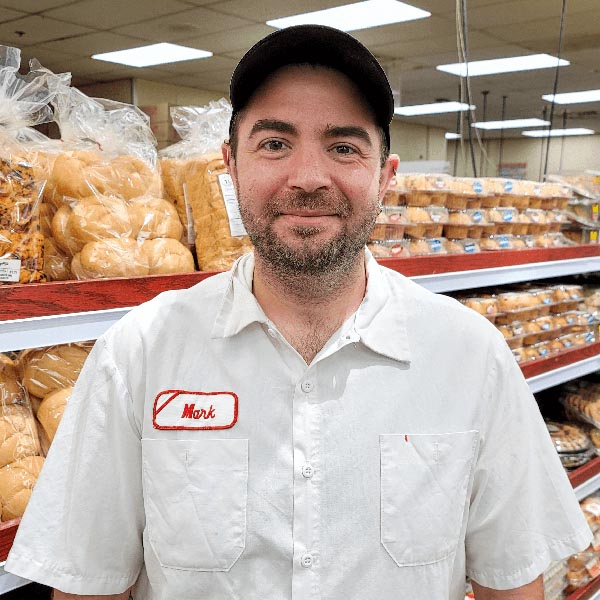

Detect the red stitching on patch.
xmin=152 ymin=389 xmax=239 ymax=430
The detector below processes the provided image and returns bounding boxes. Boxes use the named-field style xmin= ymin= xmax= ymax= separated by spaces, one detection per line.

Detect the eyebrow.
xmin=323 ymin=125 xmax=373 ymax=148
xmin=249 ymin=119 xmax=298 ymax=138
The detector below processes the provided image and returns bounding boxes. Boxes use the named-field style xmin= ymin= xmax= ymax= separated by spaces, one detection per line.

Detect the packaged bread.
xmin=20 ymin=342 xmax=92 ymax=401
xmin=0 ymin=355 xmax=26 ymax=407
xmin=37 ymin=386 xmax=71 ymax=444
xmin=395 ymin=174 xmax=449 ymax=207
xmin=0 ymin=47 xmax=67 ymax=284
xmin=160 ymin=100 xmax=253 ymax=270
xmin=0 ymin=454 xmax=44 ymax=520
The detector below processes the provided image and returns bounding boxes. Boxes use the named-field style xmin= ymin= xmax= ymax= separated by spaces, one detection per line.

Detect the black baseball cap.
xmin=229 ymin=25 xmax=394 ymax=150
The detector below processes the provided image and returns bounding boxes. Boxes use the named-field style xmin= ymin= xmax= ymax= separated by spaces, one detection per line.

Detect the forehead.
xmin=238 ymin=64 xmax=378 ymax=133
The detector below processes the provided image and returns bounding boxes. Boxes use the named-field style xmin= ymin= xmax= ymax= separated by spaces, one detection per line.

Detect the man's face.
xmin=224 ymin=65 xmax=398 ymax=276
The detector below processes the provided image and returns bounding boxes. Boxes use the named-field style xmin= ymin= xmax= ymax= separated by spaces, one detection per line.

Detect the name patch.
xmin=153 ymin=389 xmax=238 ymax=430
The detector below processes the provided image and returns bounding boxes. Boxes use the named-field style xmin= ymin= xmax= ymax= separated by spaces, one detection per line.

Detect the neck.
xmin=252 ymin=251 xmax=367 ymax=363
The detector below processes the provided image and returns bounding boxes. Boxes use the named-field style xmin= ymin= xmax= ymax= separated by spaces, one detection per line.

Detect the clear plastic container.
xmin=371 ymin=206 xmax=407 ymax=240
xmin=485 ymin=207 xmax=519 ymax=234
xmin=404 ymin=206 xmax=449 ymax=238
xmin=546 ymin=421 xmax=591 ymax=453
xmin=460 ymin=296 xmax=499 ymax=320
xmin=480 ymin=234 xmax=516 ymax=251
xmin=407 ymin=237 xmax=448 ymax=256
xmin=367 ymin=239 xmax=409 ymax=258
xmin=446 ymin=238 xmax=481 ymax=254
xmin=446 ymin=177 xmax=491 ymax=209
xmin=444 ymin=209 xmax=487 ymax=239
xmin=397 ymin=174 xmax=449 ymax=207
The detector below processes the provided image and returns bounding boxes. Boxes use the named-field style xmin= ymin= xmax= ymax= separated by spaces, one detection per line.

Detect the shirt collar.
xmin=211 ymin=250 xmax=412 ymax=364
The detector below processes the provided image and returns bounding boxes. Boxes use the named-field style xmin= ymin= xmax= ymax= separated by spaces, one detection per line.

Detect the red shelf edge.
xmin=0 ymin=517 xmax=20 ymax=563
xmin=567 ymin=574 xmax=600 ymax=600
xmin=569 ymin=456 xmax=600 ymax=490
xmin=520 ymin=341 xmax=600 ymax=380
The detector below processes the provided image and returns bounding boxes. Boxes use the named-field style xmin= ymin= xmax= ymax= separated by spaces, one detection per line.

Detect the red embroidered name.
xmin=153 ymin=390 xmax=238 ymax=430
xmin=181 ymin=403 xmax=216 ymax=420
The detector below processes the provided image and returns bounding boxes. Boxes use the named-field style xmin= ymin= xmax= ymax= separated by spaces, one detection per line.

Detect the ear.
xmin=379 ymin=153 xmax=400 ymax=197
xmin=222 ymin=142 xmax=238 ymax=187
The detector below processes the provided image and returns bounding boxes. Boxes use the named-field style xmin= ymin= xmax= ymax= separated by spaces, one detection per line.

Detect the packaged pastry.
xmin=382 ymin=188 xmax=404 ymax=207
xmin=396 ymin=174 xmax=449 ymax=207
xmin=485 ymin=207 xmax=519 ymax=234
xmin=0 ymin=47 xmax=67 ymax=284
xmin=561 ymin=311 xmax=596 ymax=334
xmin=565 ymin=198 xmax=600 ymax=228
xmin=160 ymin=100 xmax=253 ymax=270
xmin=551 ymin=285 xmax=584 ymax=313
xmin=444 ymin=209 xmax=487 ymax=239
xmin=563 ymin=228 xmax=600 ymax=245
xmin=459 ymin=296 xmax=499 ymax=320
xmin=495 ymin=291 xmax=540 ymax=324
xmin=0 ymin=454 xmax=44 ymax=521
xmin=446 ymin=238 xmax=480 ymax=254
xmin=487 ymin=178 xmax=530 ymax=209
xmin=367 ymin=239 xmax=409 ymax=258
xmin=404 ymin=206 xmax=448 ymax=238
xmin=446 ymin=177 xmax=491 ymax=209
xmin=480 ymin=234 xmax=516 ymax=251
xmin=511 ymin=212 xmax=531 ymax=236
xmin=523 ymin=209 xmax=551 ymax=234
xmin=497 ymin=322 xmax=525 ymax=349
xmin=371 ymin=206 xmax=407 ymax=240
xmin=546 ymin=421 xmax=591 ymax=454
xmin=523 ymin=232 xmax=574 ymax=248
xmin=407 ymin=237 xmax=447 ymax=256
xmin=37 ymin=386 xmax=71 ymax=444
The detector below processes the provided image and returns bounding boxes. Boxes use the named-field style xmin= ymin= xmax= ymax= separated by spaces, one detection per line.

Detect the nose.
xmin=286 ymin=145 xmax=332 ymax=193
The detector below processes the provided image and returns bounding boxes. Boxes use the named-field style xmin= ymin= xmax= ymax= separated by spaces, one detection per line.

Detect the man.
xmin=6 ymin=25 xmax=591 ymax=600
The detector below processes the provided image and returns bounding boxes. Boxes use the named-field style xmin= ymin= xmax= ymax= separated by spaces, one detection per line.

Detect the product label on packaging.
xmin=591 ymin=230 xmax=599 ymax=243
xmin=587 ymin=557 xmax=600 ymax=578
xmin=182 ymin=183 xmax=196 ymax=245
xmin=498 ymin=235 xmax=510 ymax=249
xmin=502 ymin=210 xmax=514 ymax=222
xmin=153 ymin=389 xmax=238 ymax=430
xmin=464 ymin=242 xmax=476 ymax=253
xmin=218 ymin=174 xmax=248 ymax=237
xmin=0 ymin=259 xmax=20 ymax=282
xmin=504 ymin=180 xmax=513 ymax=193
xmin=473 ymin=180 xmax=483 ymax=194
xmin=472 ymin=211 xmax=483 ymax=223
xmin=593 ymin=204 xmax=599 ymax=222
xmin=429 ymin=239 xmax=442 ymax=252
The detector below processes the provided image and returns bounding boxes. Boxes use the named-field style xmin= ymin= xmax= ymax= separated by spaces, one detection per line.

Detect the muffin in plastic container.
xmin=398 ymin=174 xmax=449 ymax=207
xmin=479 ymin=234 xmax=516 ymax=251
xmin=551 ymin=285 xmax=584 ymax=312
xmin=371 ymin=206 xmax=407 ymax=240
xmin=444 ymin=209 xmax=487 ymax=239
xmin=367 ymin=239 xmax=409 ymax=258
xmin=460 ymin=296 xmax=499 ymax=321
xmin=485 ymin=207 xmax=518 ymax=234
xmin=498 ymin=322 xmax=525 ymax=349
xmin=404 ymin=206 xmax=448 ymax=238
xmin=488 ymin=178 xmax=530 ymax=209
xmin=446 ymin=238 xmax=481 ymax=254
xmin=446 ymin=177 xmax=490 ymax=209
xmin=524 ymin=209 xmax=551 ymax=234
xmin=407 ymin=237 xmax=448 ymax=256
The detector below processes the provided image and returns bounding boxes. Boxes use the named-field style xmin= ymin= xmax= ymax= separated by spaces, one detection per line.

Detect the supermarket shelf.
xmin=523 ymin=342 xmax=600 ymax=393
xmin=567 ymin=575 xmax=600 ymax=600
xmin=570 ymin=457 xmax=600 ymax=499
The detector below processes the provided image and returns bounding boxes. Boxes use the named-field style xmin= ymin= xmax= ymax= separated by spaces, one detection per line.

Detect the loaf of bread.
xmin=128 ymin=196 xmax=183 ymax=241
xmin=21 ymin=343 xmax=91 ymax=399
xmin=180 ymin=153 xmax=253 ymax=271
xmin=0 ymin=455 xmax=44 ymax=520
xmin=0 ymin=355 xmax=25 ymax=406
xmin=37 ymin=386 xmax=71 ymax=443
xmin=142 ymin=238 xmax=195 ymax=275
xmin=0 ymin=404 xmax=41 ymax=469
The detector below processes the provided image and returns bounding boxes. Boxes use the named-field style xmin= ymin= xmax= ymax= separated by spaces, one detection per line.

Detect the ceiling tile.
xmin=38 ymin=32 xmax=147 ymax=55
xmin=0 ymin=6 xmax=25 ymax=21
xmin=44 ymin=0 xmax=191 ymax=30
xmin=113 ymin=7 xmax=253 ymax=42
xmin=152 ymin=54 xmax=238 ymax=76
xmin=178 ymin=23 xmax=274 ymax=55
xmin=0 ymin=0 xmax=76 ymax=12
xmin=0 ymin=15 xmax=92 ymax=46
xmin=208 ymin=0 xmax=354 ymax=22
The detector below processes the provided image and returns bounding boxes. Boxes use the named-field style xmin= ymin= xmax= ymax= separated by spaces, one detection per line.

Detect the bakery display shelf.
xmin=570 ymin=456 xmax=600 ymax=500
xmin=0 ymin=564 xmax=28 ymax=594
xmin=567 ymin=575 xmax=600 ymax=600
xmin=523 ymin=342 xmax=600 ymax=393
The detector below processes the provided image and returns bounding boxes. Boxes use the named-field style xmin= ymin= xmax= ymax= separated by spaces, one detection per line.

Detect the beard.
xmin=237 ymin=188 xmax=380 ymax=279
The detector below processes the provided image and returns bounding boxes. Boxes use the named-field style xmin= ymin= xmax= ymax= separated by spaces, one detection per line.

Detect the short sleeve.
xmin=5 ymin=335 xmax=143 ymax=595
xmin=465 ymin=338 xmax=592 ymax=590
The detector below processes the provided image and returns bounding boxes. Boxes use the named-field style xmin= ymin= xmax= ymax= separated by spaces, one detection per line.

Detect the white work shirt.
xmin=7 ymin=251 xmax=591 ymax=599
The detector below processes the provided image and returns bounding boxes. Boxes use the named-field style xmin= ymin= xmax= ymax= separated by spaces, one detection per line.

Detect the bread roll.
xmin=77 ymin=238 xmax=150 ymax=279
xmin=21 ymin=343 xmax=91 ymax=399
xmin=142 ymin=238 xmax=195 ymax=274
xmin=129 ymin=196 xmax=183 ymax=241
xmin=50 ymin=150 xmax=101 ymax=200
xmin=37 ymin=387 xmax=71 ymax=443
xmin=0 ymin=455 xmax=44 ymax=520
xmin=0 ymin=405 xmax=41 ymax=469
xmin=51 ymin=204 xmax=80 ymax=255
xmin=43 ymin=237 xmax=72 ymax=281
xmin=0 ymin=355 xmax=25 ymax=406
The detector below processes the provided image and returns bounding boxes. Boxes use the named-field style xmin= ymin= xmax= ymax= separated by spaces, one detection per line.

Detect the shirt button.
xmin=267 ymin=328 xmax=276 ymax=338
xmin=300 ymin=552 xmax=313 ymax=568
xmin=301 ymin=464 xmax=314 ymax=479
xmin=301 ymin=381 xmax=314 ymax=393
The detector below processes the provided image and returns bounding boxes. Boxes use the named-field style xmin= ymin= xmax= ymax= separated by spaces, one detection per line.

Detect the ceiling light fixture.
xmin=437 ymin=54 xmax=569 ymax=77
xmin=266 ymin=0 xmax=430 ymax=32
xmin=542 ymin=90 xmax=600 ymax=104
xmin=394 ymin=101 xmax=474 ymax=116
xmin=445 ymin=132 xmax=462 ymax=139
xmin=522 ymin=128 xmax=595 ymax=137
xmin=473 ymin=118 xmax=550 ymax=130
xmin=92 ymin=43 xmax=212 ymax=68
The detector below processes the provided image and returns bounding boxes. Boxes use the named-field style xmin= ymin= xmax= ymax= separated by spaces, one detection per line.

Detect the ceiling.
xmin=1 ymin=0 xmax=600 ymax=137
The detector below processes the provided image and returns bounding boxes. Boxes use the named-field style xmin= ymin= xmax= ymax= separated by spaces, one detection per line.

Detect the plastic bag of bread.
xmin=37 ymin=386 xmax=71 ymax=445
xmin=0 ymin=47 xmax=68 ymax=284
xmin=160 ymin=99 xmax=253 ymax=270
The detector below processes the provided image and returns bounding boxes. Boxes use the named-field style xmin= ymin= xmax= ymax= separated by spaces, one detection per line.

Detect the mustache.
xmin=263 ymin=190 xmax=353 ymax=218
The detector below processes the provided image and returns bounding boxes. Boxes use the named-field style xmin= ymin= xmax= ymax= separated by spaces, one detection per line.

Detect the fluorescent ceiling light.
xmin=473 ymin=118 xmax=550 ymax=130
xmin=395 ymin=102 xmax=474 ymax=116
xmin=522 ymin=128 xmax=595 ymax=137
xmin=543 ymin=89 xmax=600 ymax=104
xmin=437 ymin=54 xmax=569 ymax=77
xmin=445 ymin=132 xmax=461 ymax=140
xmin=92 ymin=43 xmax=212 ymax=67
xmin=266 ymin=0 xmax=430 ymax=32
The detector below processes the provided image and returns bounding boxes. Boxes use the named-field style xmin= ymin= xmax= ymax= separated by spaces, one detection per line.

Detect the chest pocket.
xmin=142 ymin=438 xmax=248 ymax=571
xmin=380 ymin=431 xmax=479 ymax=566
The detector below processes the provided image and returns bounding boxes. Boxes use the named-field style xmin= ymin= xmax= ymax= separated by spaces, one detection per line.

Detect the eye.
xmin=332 ymin=144 xmax=356 ymax=155
xmin=261 ymin=139 xmax=288 ymax=152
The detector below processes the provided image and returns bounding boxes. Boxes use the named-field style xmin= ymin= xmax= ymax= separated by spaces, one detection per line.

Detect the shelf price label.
xmin=0 ymin=259 xmax=20 ymax=283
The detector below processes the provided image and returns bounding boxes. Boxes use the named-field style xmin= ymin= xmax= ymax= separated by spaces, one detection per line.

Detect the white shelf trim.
xmin=0 ymin=563 xmax=29 ymax=593
xmin=575 ymin=470 xmax=600 ymax=501
xmin=0 ymin=307 xmax=133 ymax=352
xmin=411 ymin=256 xmax=600 ymax=293
xmin=526 ymin=353 xmax=600 ymax=393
